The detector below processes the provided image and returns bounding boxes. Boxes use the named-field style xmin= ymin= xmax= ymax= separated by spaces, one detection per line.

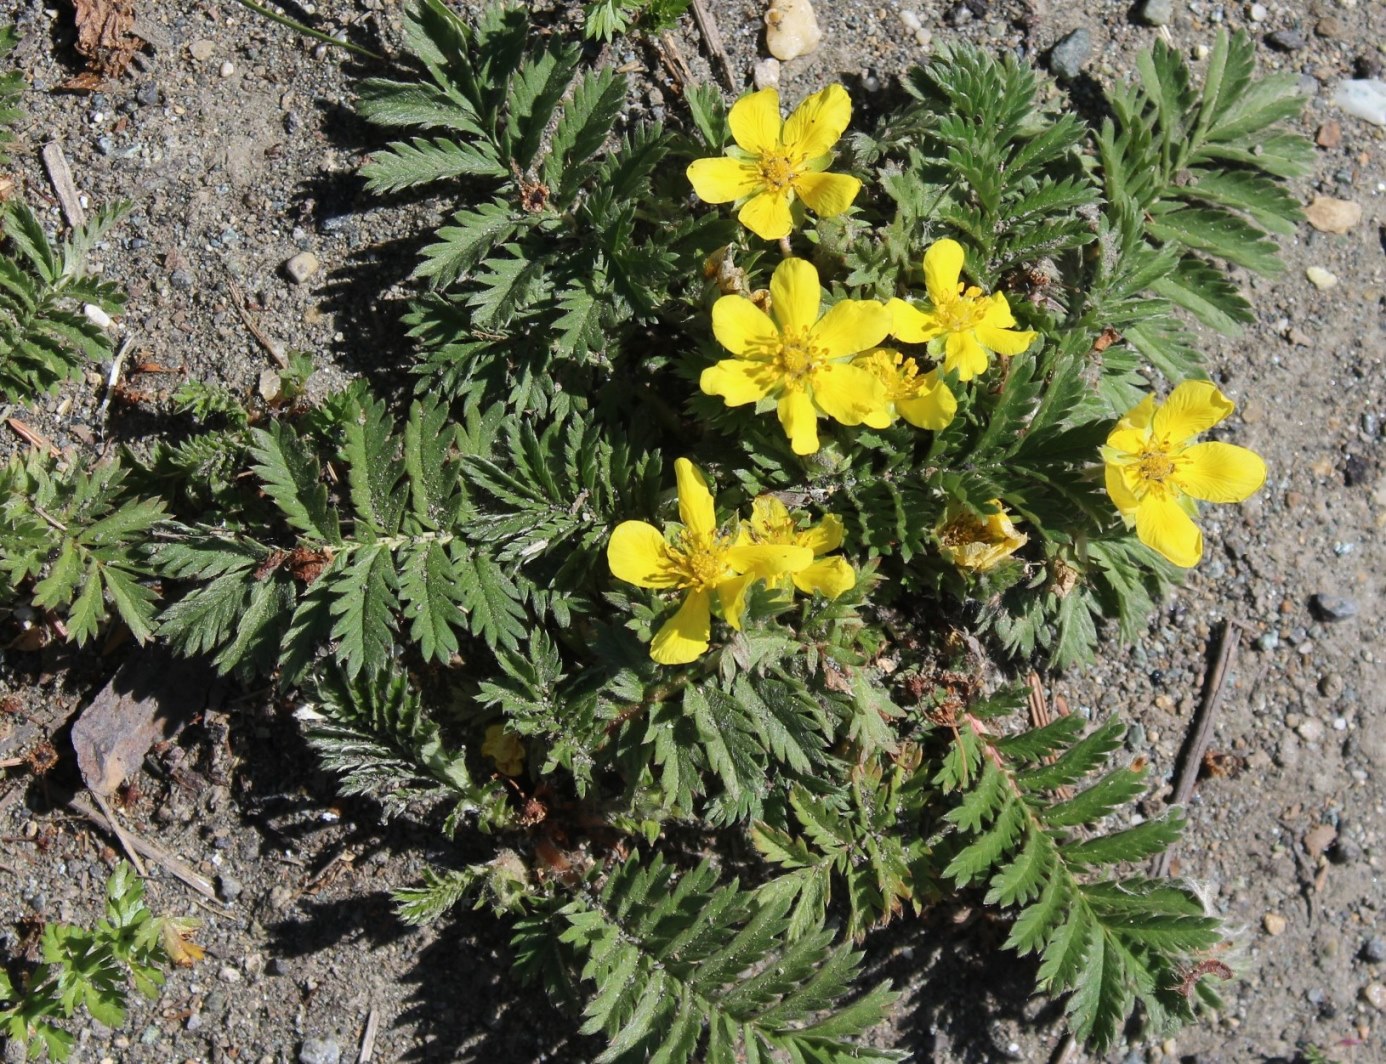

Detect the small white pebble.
xmin=1333 ymin=717 xmax=1348 ymax=731
xmin=1306 ymin=265 xmax=1338 ymax=289
xmin=219 ymin=61 xmax=235 ymax=78
xmin=83 ymin=303 xmax=113 ymax=329
xmin=1248 ymin=2 xmax=1268 ymax=20
xmin=915 ymin=27 xmax=933 ymax=48
xmin=900 ymin=9 xmax=922 ymax=30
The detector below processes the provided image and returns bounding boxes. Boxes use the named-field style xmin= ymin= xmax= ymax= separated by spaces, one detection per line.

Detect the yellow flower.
xmin=888 ymin=239 xmax=1037 ymax=381
xmin=852 ymin=348 xmax=958 ymax=431
xmin=686 ymin=85 xmax=861 ymax=241
xmin=936 ymin=501 xmax=1028 ymax=571
xmin=482 ymin=725 xmax=526 ymax=777
xmin=738 ymin=495 xmax=856 ymax=599
xmin=702 ymin=257 xmax=892 ymax=455
xmin=607 ymin=458 xmax=813 ymax=664
xmin=1102 ymin=381 xmax=1266 ymax=568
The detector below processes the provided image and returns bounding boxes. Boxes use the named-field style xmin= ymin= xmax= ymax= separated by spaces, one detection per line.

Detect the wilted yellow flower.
xmin=608 ymin=459 xmax=813 ymax=664
xmin=702 ymin=257 xmax=892 ymax=455
xmin=1102 ymin=381 xmax=1265 ymax=568
xmin=936 ymin=501 xmax=1028 ymax=571
xmin=888 ymin=239 xmax=1036 ymax=380
xmin=852 ymin=348 xmax=958 ymax=431
xmin=686 ymin=85 xmax=860 ymax=241
xmin=482 ymin=725 xmax=526 ymax=777
xmin=738 ymin=495 xmax=855 ymax=599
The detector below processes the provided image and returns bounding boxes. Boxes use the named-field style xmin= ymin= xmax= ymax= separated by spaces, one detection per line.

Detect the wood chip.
xmin=689 ymin=0 xmax=735 ymax=89
xmin=41 ymin=142 xmax=87 ymax=229
xmin=6 ymin=416 xmax=60 ymax=456
xmin=65 ymin=0 xmax=142 ymax=88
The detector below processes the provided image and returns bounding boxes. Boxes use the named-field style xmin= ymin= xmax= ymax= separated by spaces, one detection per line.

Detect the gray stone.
xmin=169 ymin=268 xmax=194 ymax=290
xmin=216 ymin=874 xmax=243 ymax=902
xmin=1363 ymin=936 xmax=1386 ymax=964
xmin=1049 ymin=28 xmax=1092 ymax=79
xmin=285 ymin=251 xmax=321 ymax=284
xmin=135 ymin=83 xmax=159 ymax=107
xmin=1328 ymin=837 xmax=1362 ymax=865
xmin=1138 ymin=0 xmax=1175 ymax=25
xmin=299 ymin=1039 xmax=341 ymax=1064
xmin=1311 ymin=594 xmax=1358 ymax=622
xmin=1266 ymin=29 xmax=1307 ymax=52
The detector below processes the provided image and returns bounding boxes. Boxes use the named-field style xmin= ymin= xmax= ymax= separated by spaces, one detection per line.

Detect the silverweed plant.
xmin=0 ymin=3 xmax=1308 ymax=1058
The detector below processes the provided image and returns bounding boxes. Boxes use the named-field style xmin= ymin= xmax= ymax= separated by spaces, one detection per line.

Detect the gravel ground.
xmin=1 ymin=0 xmax=1384 ymax=1060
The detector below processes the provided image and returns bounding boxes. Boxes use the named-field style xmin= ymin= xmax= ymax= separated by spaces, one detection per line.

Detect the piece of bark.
xmin=71 ymin=651 xmax=211 ymax=797
xmin=65 ymin=0 xmax=142 ymax=88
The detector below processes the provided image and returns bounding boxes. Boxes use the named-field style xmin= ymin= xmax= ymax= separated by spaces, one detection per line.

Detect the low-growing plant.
xmin=0 ymin=862 xmax=201 ymax=1062
xmin=0 ymin=3 xmax=1307 ymax=1058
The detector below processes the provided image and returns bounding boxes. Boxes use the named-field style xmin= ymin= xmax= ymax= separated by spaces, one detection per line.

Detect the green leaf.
xmin=361 ymin=135 xmax=507 ymax=193
xmin=329 ymin=544 xmax=400 ymax=678
xmin=398 ymin=540 xmax=468 ymax=664
xmin=248 ymin=422 xmax=341 ymax=545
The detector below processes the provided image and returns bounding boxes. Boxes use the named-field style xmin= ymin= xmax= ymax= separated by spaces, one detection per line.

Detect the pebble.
xmin=1264 ymin=912 xmax=1288 ymax=936
xmin=216 ymin=874 xmax=244 ymax=902
xmin=1139 ymin=0 xmax=1175 ymax=25
xmin=1305 ymin=195 xmax=1361 ymax=233
xmin=135 ymin=83 xmax=159 ymax=107
xmin=170 ymin=268 xmax=194 ymax=290
xmin=915 ymin=27 xmax=933 ymax=48
xmin=1248 ymin=2 xmax=1268 ymax=20
xmin=189 ymin=39 xmax=215 ymax=62
xmin=764 ymin=0 xmax=821 ymax=62
xmin=1336 ymin=79 xmax=1386 ymax=126
xmin=299 ymin=1038 xmax=341 ymax=1064
xmin=1362 ymin=983 xmax=1386 ymax=1011
xmin=1310 ymin=593 xmax=1358 ymax=622
xmin=1362 ymin=936 xmax=1386 ymax=963
xmin=1316 ymin=16 xmax=1342 ymax=37
xmin=1297 ymin=719 xmax=1325 ymax=742
xmin=752 ymin=57 xmax=781 ymax=91
xmin=1256 ymin=631 xmax=1280 ymax=652
xmin=1049 ymin=28 xmax=1093 ymax=79
xmin=219 ymin=61 xmax=235 ymax=79
xmin=285 ymin=251 xmax=321 ymax=284
xmin=1267 ymin=29 xmax=1306 ymax=51
xmin=1318 ymin=673 xmax=1344 ymax=698
xmin=1316 ymin=120 xmax=1342 ymax=147
xmin=1306 ymin=265 xmax=1337 ymax=289
xmin=900 ymin=9 xmax=922 ymax=30
xmin=83 ymin=303 xmax=114 ymax=329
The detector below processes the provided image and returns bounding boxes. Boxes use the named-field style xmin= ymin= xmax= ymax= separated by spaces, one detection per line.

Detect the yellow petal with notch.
xmin=1135 ymin=494 xmax=1203 ymax=568
xmin=923 ymin=239 xmax=966 ymax=305
xmin=674 ymin=458 xmax=716 ymax=537
xmin=728 ymin=87 xmax=782 ymax=155
xmin=651 ymin=589 xmax=712 ymax=664
xmin=686 ymin=156 xmax=761 ymax=203
xmin=608 ymin=521 xmax=678 ymax=587
xmin=782 ymin=84 xmax=852 ymax=160
xmin=1174 ymin=442 xmax=1266 ymax=503
xmin=1152 ymin=380 xmax=1234 ymax=446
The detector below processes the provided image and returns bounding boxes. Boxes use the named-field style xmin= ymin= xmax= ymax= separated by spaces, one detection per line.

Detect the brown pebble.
xmin=1315 ymin=16 xmax=1342 ymax=37
xmin=1316 ymin=120 xmax=1342 ymax=149
xmin=1305 ymin=195 xmax=1362 ymax=234
xmin=1363 ymin=983 xmax=1386 ymax=1011
xmin=1264 ymin=912 xmax=1287 ymax=936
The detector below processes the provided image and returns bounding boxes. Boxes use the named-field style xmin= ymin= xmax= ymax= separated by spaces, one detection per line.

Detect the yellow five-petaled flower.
xmin=686 ymin=85 xmax=861 ymax=241
xmin=702 ymin=257 xmax=892 ymax=455
xmin=607 ymin=459 xmax=813 ymax=664
xmin=739 ymin=496 xmax=856 ymax=599
xmin=853 ymin=348 xmax=958 ymax=431
xmin=889 ymin=238 xmax=1037 ymax=380
xmin=1102 ymin=380 xmax=1266 ymax=568
xmin=935 ymin=500 xmax=1029 ymax=572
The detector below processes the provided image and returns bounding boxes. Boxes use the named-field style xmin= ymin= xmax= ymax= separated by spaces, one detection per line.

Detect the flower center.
xmin=937 ymin=514 xmax=989 ymax=549
xmin=933 ymin=288 xmax=989 ymax=334
xmin=1137 ymin=450 xmax=1178 ymax=484
xmin=757 ymin=152 xmax=798 ymax=193
xmin=672 ymin=533 xmax=731 ymax=590
xmin=775 ymin=328 xmax=824 ymax=384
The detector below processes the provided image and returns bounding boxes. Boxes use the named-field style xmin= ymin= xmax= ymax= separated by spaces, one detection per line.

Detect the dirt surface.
xmin=1 ymin=0 xmax=1385 ymax=1060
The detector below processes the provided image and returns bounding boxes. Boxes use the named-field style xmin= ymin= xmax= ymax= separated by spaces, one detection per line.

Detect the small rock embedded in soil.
xmin=216 ymin=874 xmax=243 ymax=902
xmin=1263 ymin=912 xmax=1288 ymax=936
xmin=1266 ymin=29 xmax=1306 ymax=51
xmin=1248 ymin=2 xmax=1268 ymax=21
xmin=285 ymin=251 xmax=321 ymax=284
xmin=135 ymin=82 xmax=159 ymax=107
xmin=299 ymin=1039 xmax=341 ymax=1064
xmin=1316 ymin=120 xmax=1342 ymax=147
xmin=219 ymin=61 xmax=235 ymax=78
xmin=1305 ymin=195 xmax=1362 ymax=233
xmin=764 ymin=0 xmax=821 ymax=62
xmin=1048 ymin=28 xmax=1092 ymax=79
xmin=1362 ymin=983 xmax=1386 ymax=1011
xmin=170 ymin=267 xmax=194 ymax=290
xmin=189 ymin=39 xmax=215 ymax=62
xmin=753 ymin=57 xmax=781 ymax=90
xmin=1138 ymin=0 xmax=1175 ymax=26
xmin=1310 ymin=593 xmax=1358 ymax=622
xmin=1328 ymin=837 xmax=1362 ymax=865
xmin=1362 ymin=936 xmax=1386 ymax=963
xmin=1335 ymin=79 xmax=1386 ymax=127
xmin=1306 ymin=265 xmax=1337 ymax=289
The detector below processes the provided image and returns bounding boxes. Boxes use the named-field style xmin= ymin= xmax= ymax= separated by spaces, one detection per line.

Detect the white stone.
xmin=1248 ymin=2 xmax=1268 ymax=21
xmin=219 ymin=61 xmax=235 ymax=78
xmin=753 ymin=57 xmax=781 ymax=91
xmin=1335 ymin=79 xmax=1386 ymax=126
xmin=900 ymin=9 xmax=922 ymax=30
xmin=765 ymin=0 xmax=821 ymax=62
xmin=285 ymin=251 xmax=320 ymax=284
xmin=1306 ymin=265 xmax=1338 ymax=289
xmin=83 ymin=303 xmax=113 ymax=329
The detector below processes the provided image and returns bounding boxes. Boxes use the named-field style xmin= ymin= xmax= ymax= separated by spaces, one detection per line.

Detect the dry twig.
xmin=688 ymin=0 xmax=735 ymax=90
xmin=359 ymin=1007 xmax=381 ymax=1064
xmin=41 ymin=142 xmax=87 ymax=229
xmin=225 ymin=272 xmax=288 ymax=368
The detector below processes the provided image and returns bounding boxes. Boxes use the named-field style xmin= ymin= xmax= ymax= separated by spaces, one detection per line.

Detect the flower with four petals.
xmin=701 ymin=257 xmax=892 ymax=455
xmin=888 ymin=238 xmax=1037 ymax=380
xmin=607 ymin=459 xmax=814 ymax=664
xmin=738 ymin=495 xmax=856 ymax=599
xmin=686 ymin=85 xmax=861 ymax=241
xmin=1102 ymin=381 xmax=1266 ymax=568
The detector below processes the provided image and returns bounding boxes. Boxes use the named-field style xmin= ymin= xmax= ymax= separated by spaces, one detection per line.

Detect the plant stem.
xmin=229 ymin=0 xmax=383 ymax=60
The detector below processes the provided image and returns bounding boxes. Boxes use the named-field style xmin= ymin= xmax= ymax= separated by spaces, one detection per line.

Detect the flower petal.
xmin=778 ymin=390 xmax=820 ymax=454
xmin=769 ymin=257 xmax=822 ymax=335
xmin=793 ymin=171 xmax=860 ymax=218
xmin=810 ymin=362 xmax=888 ymax=426
xmin=1104 ymin=459 xmax=1140 ymax=519
xmin=887 ymin=297 xmax=941 ymax=343
xmin=792 ymin=556 xmax=855 ymax=599
xmin=1117 ymin=395 xmax=1157 ymax=433
xmin=975 ymin=321 xmax=1036 ymax=358
xmin=717 ymin=574 xmax=756 ymax=631
xmin=701 ymin=359 xmax=776 ymax=406
xmin=728 ymin=87 xmax=782 ymax=155
xmin=609 ymin=521 xmax=678 ymax=587
xmin=712 ymin=295 xmax=779 ymax=357
xmin=897 ymin=374 xmax=957 ymax=430
xmin=1134 ymin=494 xmax=1203 ymax=568
xmin=803 ymin=513 xmax=844 ymax=554
xmin=943 ymin=330 xmax=991 ymax=381
xmin=979 ymin=293 xmax=1019 ymax=329
xmin=1152 ymin=380 xmax=1234 ymax=446
xmin=923 ymin=239 xmax=966 ymax=305
xmin=651 ymin=589 xmax=712 ymax=664
xmin=674 ymin=457 xmax=716 ymax=537
xmin=1175 ymin=442 xmax=1266 ymax=503
xmin=738 ymin=189 xmax=794 ymax=240
xmin=687 ymin=156 xmax=761 ymax=203
xmin=749 ymin=495 xmax=791 ymax=540
xmin=782 ymin=84 xmax=852 ymax=160
xmin=811 ymin=298 xmax=892 ymax=359
xmin=724 ymin=543 xmax=814 ymax=576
